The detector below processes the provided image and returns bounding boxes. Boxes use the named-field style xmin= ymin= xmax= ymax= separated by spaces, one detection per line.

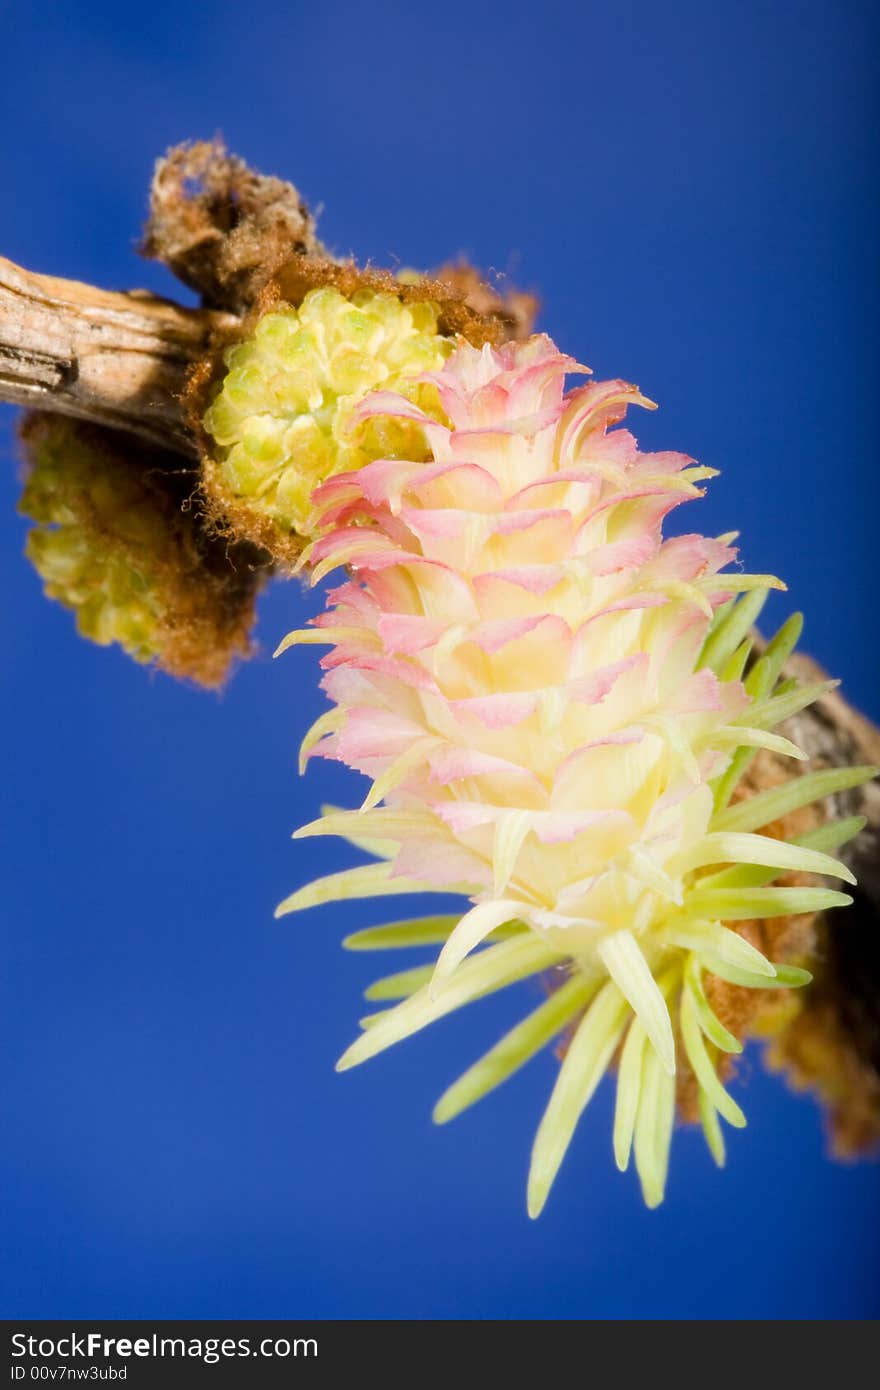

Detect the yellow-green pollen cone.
xmin=21 ymin=424 xmax=177 ymax=662
xmin=202 ymin=287 xmax=452 ymax=539
xmin=19 ymin=416 xmax=257 ymax=687
xmin=206 ymin=289 xmax=874 ymax=1212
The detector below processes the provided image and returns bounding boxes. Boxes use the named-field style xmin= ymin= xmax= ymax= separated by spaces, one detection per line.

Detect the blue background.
xmin=1 ymin=0 xmax=878 ymax=1320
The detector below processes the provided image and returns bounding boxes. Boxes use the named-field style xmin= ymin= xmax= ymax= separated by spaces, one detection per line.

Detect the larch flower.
xmin=19 ymin=415 xmax=260 ymax=687
xmin=217 ymin=299 xmax=873 ymax=1211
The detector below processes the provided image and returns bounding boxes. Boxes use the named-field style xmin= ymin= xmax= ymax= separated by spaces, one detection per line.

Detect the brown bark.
xmin=0 ymin=254 xmax=232 ymax=457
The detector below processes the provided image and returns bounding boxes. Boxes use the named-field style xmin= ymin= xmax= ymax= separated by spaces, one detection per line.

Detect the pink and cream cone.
xmin=260 ymin=326 xmax=871 ymax=1212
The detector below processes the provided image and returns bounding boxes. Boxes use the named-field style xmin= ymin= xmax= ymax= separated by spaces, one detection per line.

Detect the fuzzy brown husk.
xmin=765 ymin=887 xmax=880 ymax=1156
xmin=431 ymin=261 xmax=539 ymax=343
xmin=748 ymin=672 xmax=880 ymax=1155
xmin=141 ymin=139 xmax=321 ymax=315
